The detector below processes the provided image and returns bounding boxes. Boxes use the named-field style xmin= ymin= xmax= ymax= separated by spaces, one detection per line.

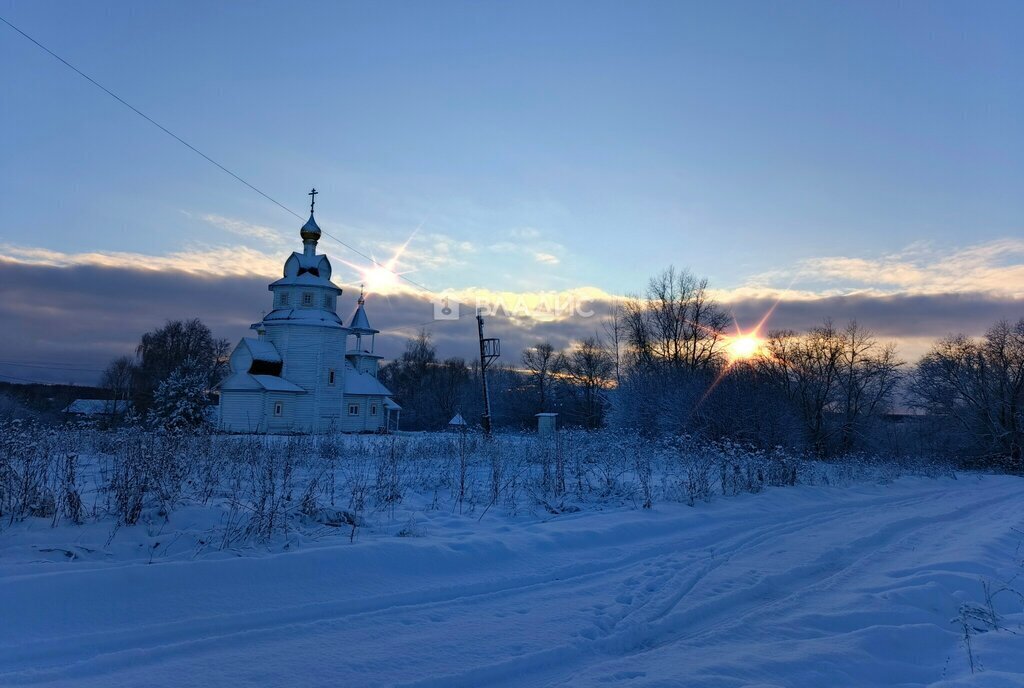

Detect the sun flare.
xmin=725 ymin=333 xmax=765 ymax=362
xmin=361 ymin=265 xmax=403 ymax=293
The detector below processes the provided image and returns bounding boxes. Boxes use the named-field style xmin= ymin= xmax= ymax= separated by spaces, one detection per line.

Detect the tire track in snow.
xmin=3 ymin=491 xmax=912 ymax=684
xmin=392 ymin=483 xmax=1022 ymax=688
xmin=0 ymin=483 xmax=1004 ymax=687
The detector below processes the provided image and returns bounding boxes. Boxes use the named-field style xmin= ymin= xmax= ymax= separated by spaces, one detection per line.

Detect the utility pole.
xmin=476 ymin=312 xmax=500 ymax=434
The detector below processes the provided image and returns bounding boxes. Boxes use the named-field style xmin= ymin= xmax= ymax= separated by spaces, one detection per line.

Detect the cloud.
xmin=742 ymin=239 xmax=1024 ymax=299
xmin=485 ymin=234 xmax=564 ymax=267
xmin=1 ymin=236 xmax=1021 ymax=385
xmin=509 ymin=227 xmax=541 ymax=240
xmin=0 ymin=242 xmax=281 ymax=278
xmin=351 ymin=232 xmax=475 ymax=275
xmin=199 ymin=214 xmax=289 ymax=247
xmin=3 ymin=257 xmax=1019 ymax=388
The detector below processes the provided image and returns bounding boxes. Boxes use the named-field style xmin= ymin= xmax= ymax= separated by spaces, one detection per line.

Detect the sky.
xmin=1 ymin=1 xmax=1022 ymax=384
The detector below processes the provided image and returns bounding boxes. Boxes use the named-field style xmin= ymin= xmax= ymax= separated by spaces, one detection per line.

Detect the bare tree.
xmin=429 ymin=358 xmax=471 ymax=425
xmin=762 ymin=320 xmax=903 ymax=456
xmin=602 ymin=301 xmax=625 ymax=386
xmin=101 ymin=355 xmax=136 ymax=413
xmin=621 ymin=267 xmax=728 ymax=373
xmin=563 ymin=336 xmax=615 ymax=428
xmin=837 ymin=322 xmax=904 ymax=451
xmin=911 ymin=319 xmax=1024 ymax=464
xmin=521 ymin=342 xmax=560 ymax=413
xmin=763 ymin=321 xmax=845 ymax=455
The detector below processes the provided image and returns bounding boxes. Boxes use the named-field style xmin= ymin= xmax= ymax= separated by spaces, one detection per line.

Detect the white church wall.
xmin=219 ymin=391 xmax=267 ymax=433
xmin=267 ymin=323 xmax=346 ymax=426
xmin=352 ymin=356 xmax=379 ymax=376
xmin=263 ymin=392 xmax=309 ymax=433
xmin=340 ymin=395 xmax=386 ymax=433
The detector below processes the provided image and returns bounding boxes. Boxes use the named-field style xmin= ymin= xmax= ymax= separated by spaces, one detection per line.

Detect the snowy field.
xmin=2 ymin=452 xmax=1023 ymax=687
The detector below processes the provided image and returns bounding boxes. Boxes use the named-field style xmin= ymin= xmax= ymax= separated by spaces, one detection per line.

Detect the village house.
xmin=217 ymin=191 xmax=400 ymax=433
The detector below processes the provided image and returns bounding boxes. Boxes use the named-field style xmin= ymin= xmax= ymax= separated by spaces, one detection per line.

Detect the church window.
xmin=370 ymin=404 xmax=377 ymax=416
xmin=324 ymin=294 xmax=334 ymax=308
xmin=274 ymin=401 xmax=283 ymax=416
xmin=328 ymin=368 xmax=336 ymax=385
xmin=348 ymin=403 xmax=360 ymax=416
xmin=278 ymin=292 xmax=290 ymax=307
xmin=302 ymin=292 xmax=314 ymax=307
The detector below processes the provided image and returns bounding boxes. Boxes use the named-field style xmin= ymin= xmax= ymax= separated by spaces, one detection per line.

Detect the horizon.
xmin=2 ymin=1 xmax=1022 ymax=385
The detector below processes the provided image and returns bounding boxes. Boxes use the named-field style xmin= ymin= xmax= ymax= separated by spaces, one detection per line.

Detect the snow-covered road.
xmin=2 ymin=475 xmax=1023 ymax=687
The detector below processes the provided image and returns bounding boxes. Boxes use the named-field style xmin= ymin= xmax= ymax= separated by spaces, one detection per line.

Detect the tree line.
xmin=384 ymin=266 xmax=1022 ymax=467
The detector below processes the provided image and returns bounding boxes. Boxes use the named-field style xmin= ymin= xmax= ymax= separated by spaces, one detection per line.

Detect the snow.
xmin=349 ymin=301 xmax=375 ymax=332
xmin=343 ymin=362 xmax=392 ymax=395
xmin=2 ymin=473 xmax=1022 ymax=687
xmin=62 ymin=399 xmax=131 ymax=415
xmin=250 ymin=374 xmax=305 ymax=392
xmin=240 ymin=338 xmax=281 ymax=362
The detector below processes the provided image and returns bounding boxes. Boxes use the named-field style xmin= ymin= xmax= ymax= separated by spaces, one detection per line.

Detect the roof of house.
xmin=64 ymin=399 xmax=132 ymax=415
xmin=241 ymin=338 xmax=281 ymax=362
xmin=343 ymin=363 xmax=392 ymax=396
xmin=349 ymin=300 xmax=378 ymax=333
xmin=251 ymin=375 xmax=306 ymax=393
xmin=384 ymin=397 xmax=402 ymax=411
xmin=219 ymin=372 xmax=306 ymax=393
xmin=254 ymin=307 xmax=347 ymax=330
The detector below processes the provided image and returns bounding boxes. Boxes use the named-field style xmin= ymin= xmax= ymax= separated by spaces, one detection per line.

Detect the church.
xmin=217 ymin=191 xmax=400 ymax=433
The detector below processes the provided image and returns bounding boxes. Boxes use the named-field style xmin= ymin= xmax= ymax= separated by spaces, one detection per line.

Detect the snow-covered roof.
xmin=448 ymin=413 xmax=467 ymax=426
xmin=349 ymin=300 xmax=378 ymax=333
xmin=384 ymin=397 xmax=402 ymax=411
xmin=219 ymin=372 xmax=306 ymax=393
xmin=252 ymin=375 xmax=306 ymax=393
xmin=241 ymin=338 xmax=281 ymax=362
xmin=268 ymin=272 xmax=343 ymax=291
xmin=271 ymin=250 xmax=340 ymax=291
xmin=64 ymin=399 xmax=131 ymax=415
xmin=255 ymin=308 xmax=347 ymax=330
xmin=343 ymin=363 xmax=392 ymax=396
xmin=347 ymin=349 xmax=384 ymax=359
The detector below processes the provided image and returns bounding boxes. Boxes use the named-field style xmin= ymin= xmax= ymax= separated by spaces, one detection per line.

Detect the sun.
xmin=725 ymin=333 xmax=765 ymax=363
xmin=362 ymin=265 xmax=402 ymax=293
xmin=339 ymin=227 xmax=421 ymax=297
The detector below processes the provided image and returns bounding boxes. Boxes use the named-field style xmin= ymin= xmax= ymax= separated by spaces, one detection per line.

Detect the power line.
xmin=0 ymin=360 xmax=105 ymax=372
xmin=0 ymin=14 xmax=438 ymax=297
xmin=0 ymin=371 xmax=64 ymax=384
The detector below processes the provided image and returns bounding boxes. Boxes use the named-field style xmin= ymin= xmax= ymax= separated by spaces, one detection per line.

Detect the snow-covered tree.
xmin=149 ymin=359 xmax=210 ymax=430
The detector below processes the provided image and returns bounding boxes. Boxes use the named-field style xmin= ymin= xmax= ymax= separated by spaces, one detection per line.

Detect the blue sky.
xmin=1 ymin=1 xmax=1023 ymax=382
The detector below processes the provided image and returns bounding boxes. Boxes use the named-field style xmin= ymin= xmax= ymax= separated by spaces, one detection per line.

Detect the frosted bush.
xmin=0 ymin=421 xmax=960 ymax=550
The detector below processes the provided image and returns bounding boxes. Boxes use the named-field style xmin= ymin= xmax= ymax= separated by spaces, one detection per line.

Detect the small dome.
xmin=300 ymin=214 xmax=321 ymax=241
